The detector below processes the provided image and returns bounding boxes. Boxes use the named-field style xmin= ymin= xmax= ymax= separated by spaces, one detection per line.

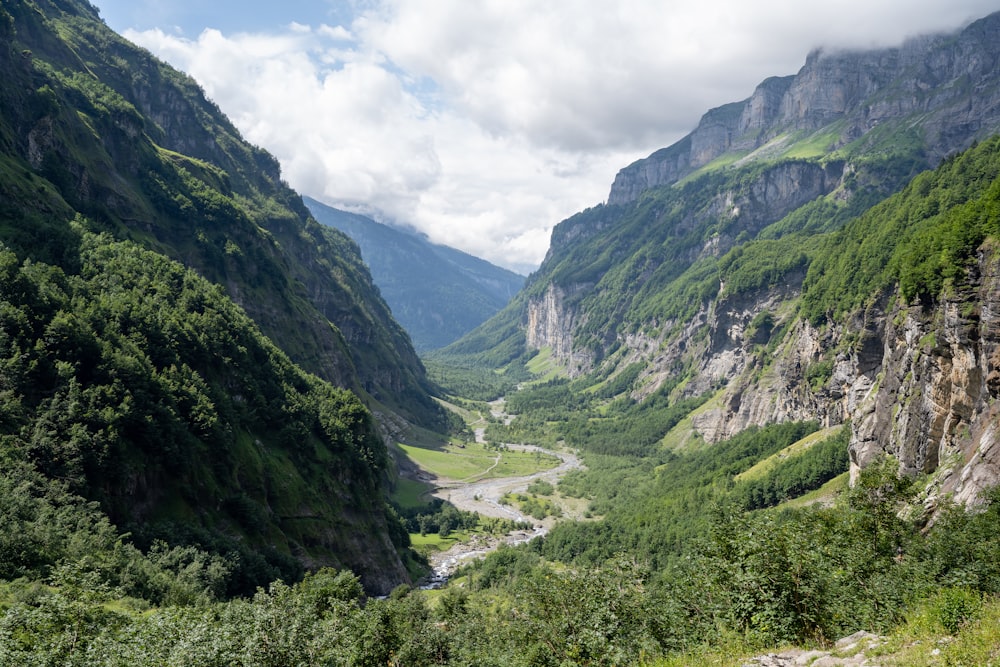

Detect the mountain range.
xmin=0 ymin=0 xmax=447 ymax=593
xmin=440 ymin=10 xmax=1000 ymax=507
xmin=306 ymin=197 xmax=524 ymax=351
xmin=6 ymin=1 xmax=1000 ymax=661
xmin=6 ymin=0 xmax=1000 ymax=607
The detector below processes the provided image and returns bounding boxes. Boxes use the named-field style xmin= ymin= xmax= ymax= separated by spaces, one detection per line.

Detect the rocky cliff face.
xmin=526 ymin=283 xmax=594 ymax=372
xmin=447 ymin=12 xmax=1000 ymax=509
xmin=659 ymin=240 xmax=1000 ymax=509
xmin=608 ymin=12 xmax=1000 ymax=206
xmin=536 ymin=158 xmax=846 ymax=375
xmin=852 ymin=243 xmax=1000 ymax=507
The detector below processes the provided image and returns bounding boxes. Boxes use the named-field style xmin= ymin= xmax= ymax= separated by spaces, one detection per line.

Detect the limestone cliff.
xmin=445 ymin=12 xmax=1000 ymax=508
xmin=526 ymin=283 xmax=594 ymax=372
xmin=608 ymin=12 xmax=1000 ymax=205
xmin=681 ymin=240 xmax=1000 ymax=509
xmin=852 ymin=244 xmax=1000 ymax=507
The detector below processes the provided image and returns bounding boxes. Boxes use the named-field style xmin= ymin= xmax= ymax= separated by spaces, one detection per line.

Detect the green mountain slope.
xmin=306 ymin=197 xmax=524 ymax=351
xmin=0 ymin=0 xmax=444 ymax=592
xmin=444 ymin=11 xmax=1000 ymax=371
xmin=1 ymin=0 xmax=443 ymax=430
xmin=435 ymin=10 xmax=1000 ymax=502
xmin=0 ymin=232 xmax=412 ymax=593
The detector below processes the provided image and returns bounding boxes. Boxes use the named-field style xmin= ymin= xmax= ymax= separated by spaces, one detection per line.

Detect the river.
xmin=418 ymin=402 xmax=583 ymax=587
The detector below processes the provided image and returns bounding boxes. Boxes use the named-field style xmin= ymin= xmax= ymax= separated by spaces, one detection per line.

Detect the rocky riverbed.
xmin=419 ymin=444 xmax=583 ymax=587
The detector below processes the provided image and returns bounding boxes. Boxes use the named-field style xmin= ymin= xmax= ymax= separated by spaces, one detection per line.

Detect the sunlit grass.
xmin=647 ymin=632 xmax=762 ymax=666
xmin=398 ymin=442 xmax=498 ymax=480
xmin=525 ymin=346 xmax=569 ymax=383
xmin=658 ymin=390 xmax=725 ymax=452
xmin=780 ymin=471 xmax=849 ymax=509
xmin=865 ymin=593 xmax=1000 ymax=666
xmin=779 ymin=125 xmax=845 ymax=159
xmin=409 ymin=530 xmax=471 ymax=552
xmin=433 ymin=396 xmax=485 ymax=425
xmin=735 ymin=426 xmax=840 ymax=482
xmin=398 ymin=441 xmax=560 ymax=481
xmin=676 ymin=150 xmax=752 ymax=185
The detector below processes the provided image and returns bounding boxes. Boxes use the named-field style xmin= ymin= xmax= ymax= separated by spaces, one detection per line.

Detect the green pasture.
xmin=735 ymin=425 xmax=841 ymax=482
xmin=398 ymin=441 xmax=560 ymax=482
xmin=409 ymin=530 xmax=470 ymax=553
xmin=525 ymin=347 xmax=568 ymax=383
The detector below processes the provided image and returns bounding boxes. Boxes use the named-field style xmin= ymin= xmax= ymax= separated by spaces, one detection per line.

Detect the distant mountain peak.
xmin=608 ymin=10 xmax=1000 ymax=205
xmin=305 ymin=197 xmax=525 ymax=351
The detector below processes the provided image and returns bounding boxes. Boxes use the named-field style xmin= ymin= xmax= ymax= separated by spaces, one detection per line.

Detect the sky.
xmin=91 ymin=1 xmax=999 ymax=274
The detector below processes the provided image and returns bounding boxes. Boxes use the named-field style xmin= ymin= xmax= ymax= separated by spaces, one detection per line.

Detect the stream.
xmin=418 ymin=402 xmax=583 ymax=588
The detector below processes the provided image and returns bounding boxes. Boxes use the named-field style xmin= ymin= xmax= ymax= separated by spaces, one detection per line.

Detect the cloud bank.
xmin=125 ymin=0 xmax=998 ymax=273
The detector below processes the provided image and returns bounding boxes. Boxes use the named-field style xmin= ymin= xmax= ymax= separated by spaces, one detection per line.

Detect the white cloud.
xmin=124 ymin=0 xmax=999 ymax=272
xmin=318 ymin=24 xmax=353 ymax=41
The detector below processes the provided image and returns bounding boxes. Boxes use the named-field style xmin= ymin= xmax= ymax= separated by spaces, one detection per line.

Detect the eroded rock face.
xmin=526 ymin=283 xmax=594 ymax=373
xmin=683 ymin=244 xmax=1000 ymax=508
xmin=851 ymin=246 xmax=1000 ymax=506
xmin=607 ymin=13 xmax=1000 ymax=206
xmin=522 ymin=12 xmax=1000 ymax=507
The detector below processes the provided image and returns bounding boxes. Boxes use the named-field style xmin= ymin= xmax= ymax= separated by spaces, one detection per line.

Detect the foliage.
xmin=718 ymin=236 xmax=813 ymax=298
xmin=801 ymin=137 xmax=1000 ymax=322
xmin=500 ymin=492 xmax=561 ymax=520
xmin=731 ymin=425 xmax=850 ymax=510
xmin=7 ymin=4 xmax=1000 ymax=666
xmin=540 ymin=422 xmax=822 ymax=567
xmin=0 ymin=0 xmax=454 ymax=594
xmin=5 ymin=449 xmax=995 ymax=665
xmin=2 ymin=0 xmax=444 ymax=434
xmin=0 ymin=232 xmax=399 ymax=593
xmin=423 ymin=358 xmax=522 ymax=402
xmin=488 ymin=376 xmax=709 ymax=458
xmin=526 ymin=479 xmax=554 ymax=496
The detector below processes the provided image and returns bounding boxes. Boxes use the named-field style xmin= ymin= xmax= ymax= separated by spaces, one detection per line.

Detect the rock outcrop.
xmin=458 ymin=11 xmax=1000 ymax=509
xmin=668 ymin=239 xmax=1000 ymax=509
xmin=852 ymin=243 xmax=1000 ymax=506
xmin=526 ymin=283 xmax=594 ymax=372
xmin=608 ymin=12 xmax=1000 ymax=205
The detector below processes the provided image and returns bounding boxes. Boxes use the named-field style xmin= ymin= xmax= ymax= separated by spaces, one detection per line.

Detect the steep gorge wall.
xmin=675 ymin=244 xmax=1000 ymax=507
xmin=532 ymin=159 xmax=843 ymax=370
xmin=608 ymin=13 xmax=1000 ymax=206
xmin=526 ymin=283 xmax=594 ymax=371
xmin=851 ymin=244 xmax=1000 ymax=506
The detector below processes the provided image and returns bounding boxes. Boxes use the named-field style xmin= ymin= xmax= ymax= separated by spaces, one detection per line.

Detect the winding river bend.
xmin=420 ymin=445 xmax=582 ymax=587
xmin=419 ymin=402 xmax=583 ymax=587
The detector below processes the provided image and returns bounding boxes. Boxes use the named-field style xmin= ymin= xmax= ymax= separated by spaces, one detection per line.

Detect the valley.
xmin=3 ymin=1 xmax=1000 ymax=665
xmin=429 ymin=443 xmax=582 ymax=523
xmin=397 ymin=399 xmax=585 ymax=583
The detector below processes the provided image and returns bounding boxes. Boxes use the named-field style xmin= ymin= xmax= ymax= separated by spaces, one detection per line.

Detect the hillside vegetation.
xmin=0 ymin=229 xmax=417 ymax=593
xmin=4 ymin=1 xmax=1000 ymax=665
xmin=1 ymin=0 xmax=442 ymax=428
xmin=0 ymin=0 xmax=443 ymax=592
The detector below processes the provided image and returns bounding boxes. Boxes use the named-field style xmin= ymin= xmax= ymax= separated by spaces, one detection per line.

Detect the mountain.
xmin=306 ymin=197 xmax=524 ymax=351
xmin=0 ymin=0 xmax=443 ymax=593
xmin=439 ymin=11 xmax=1000 ymax=506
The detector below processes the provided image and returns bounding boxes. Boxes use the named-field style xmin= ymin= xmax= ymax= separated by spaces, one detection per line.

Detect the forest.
xmin=4 ymin=1 xmax=1000 ymax=664
xmin=5 ymin=131 xmax=1000 ymax=667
